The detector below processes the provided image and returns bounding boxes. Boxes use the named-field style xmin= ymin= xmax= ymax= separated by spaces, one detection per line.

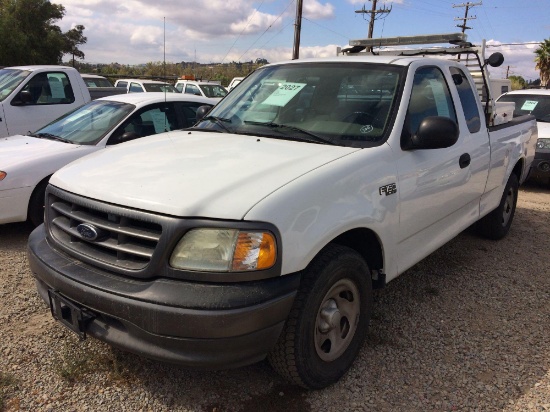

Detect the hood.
xmin=537 ymin=121 xmax=550 ymax=139
xmin=0 ymin=135 xmax=80 ymax=169
xmin=50 ymin=131 xmax=359 ymax=219
xmin=0 ymin=135 xmax=97 ymax=190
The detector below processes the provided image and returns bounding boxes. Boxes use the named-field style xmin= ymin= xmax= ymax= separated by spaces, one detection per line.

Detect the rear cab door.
xmin=394 ymin=61 xmax=490 ymax=272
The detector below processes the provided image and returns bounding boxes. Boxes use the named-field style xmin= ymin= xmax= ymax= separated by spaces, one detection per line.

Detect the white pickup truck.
xmin=28 ymin=35 xmax=537 ymax=389
xmin=0 ymin=65 xmax=92 ymax=138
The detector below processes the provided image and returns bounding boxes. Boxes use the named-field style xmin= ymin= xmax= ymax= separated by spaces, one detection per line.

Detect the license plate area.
xmin=48 ymin=289 xmax=95 ymax=340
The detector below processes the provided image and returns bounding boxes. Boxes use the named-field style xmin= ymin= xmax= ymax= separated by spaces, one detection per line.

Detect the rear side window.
xmin=450 ymin=67 xmax=481 ymax=133
xmin=129 ymin=83 xmax=143 ymax=93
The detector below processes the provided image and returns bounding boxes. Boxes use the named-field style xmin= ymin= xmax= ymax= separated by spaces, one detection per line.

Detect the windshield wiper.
xmin=29 ymin=133 xmax=73 ymax=144
xmin=197 ymin=116 xmax=232 ymax=133
xmin=243 ymin=121 xmax=335 ymax=145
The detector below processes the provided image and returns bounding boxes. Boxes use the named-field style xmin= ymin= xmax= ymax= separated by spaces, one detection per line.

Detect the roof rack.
xmin=347 ymin=32 xmax=469 ymax=49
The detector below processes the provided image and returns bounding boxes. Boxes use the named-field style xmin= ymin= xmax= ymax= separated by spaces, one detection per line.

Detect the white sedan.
xmin=0 ymin=93 xmax=214 ymax=226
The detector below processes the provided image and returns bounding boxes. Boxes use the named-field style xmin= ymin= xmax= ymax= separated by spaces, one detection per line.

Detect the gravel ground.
xmin=0 ymin=182 xmax=549 ymax=412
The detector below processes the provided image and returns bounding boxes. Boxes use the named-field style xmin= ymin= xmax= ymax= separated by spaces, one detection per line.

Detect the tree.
xmin=0 ymin=0 xmax=86 ymax=66
xmin=509 ymin=75 xmax=526 ymax=90
xmin=534 ymin=38 xmax=550 ymax=88
xmin=64 ymin=24 xmax=87 ymax=67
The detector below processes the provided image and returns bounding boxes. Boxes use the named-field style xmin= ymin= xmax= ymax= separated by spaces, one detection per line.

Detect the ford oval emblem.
xmin=76 ymin=223 xmax=103 ymax=241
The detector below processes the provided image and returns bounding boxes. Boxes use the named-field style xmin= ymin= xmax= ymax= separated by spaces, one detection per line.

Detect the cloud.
xmin=304 ymin=0 xmax=335 ymax=20
xmin=485 ymin=40 xmax=540 ymax=81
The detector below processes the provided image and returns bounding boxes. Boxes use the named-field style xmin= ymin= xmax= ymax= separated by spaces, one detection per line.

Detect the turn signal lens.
xmin=232 ymin=231 xmax=277 ymax=271
xmin=0 ymin=171 xmax=6 ymax=181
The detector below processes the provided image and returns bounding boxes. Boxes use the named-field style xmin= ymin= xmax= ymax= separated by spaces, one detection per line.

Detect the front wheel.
xmin=268 ymin=244 xmax=372 ymax=389
xmin=477 ymin=173 xmax=519 ymax=240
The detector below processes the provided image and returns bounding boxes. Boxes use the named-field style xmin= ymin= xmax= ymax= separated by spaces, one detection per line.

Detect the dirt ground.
xmin=0 ymin=180 xmax=549 ymax=411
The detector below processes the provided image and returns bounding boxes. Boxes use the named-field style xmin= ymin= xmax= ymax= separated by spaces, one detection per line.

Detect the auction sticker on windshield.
xmin=521 ymin=100 xmax=538 ymax=111
xmin=262 ymin=83 xmax=306 ymax=107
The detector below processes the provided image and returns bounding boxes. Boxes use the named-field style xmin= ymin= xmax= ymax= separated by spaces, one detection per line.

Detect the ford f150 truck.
xmin=0 ymin=66 xmax=92 ymax=138
xmin=28 ymin=34 xmax=537 ymax=389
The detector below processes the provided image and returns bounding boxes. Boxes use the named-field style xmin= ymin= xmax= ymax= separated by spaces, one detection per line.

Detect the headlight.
xmin=536 ymin=138 xmax=550 ymax=150
xmin=170 ymin=228 xmax=277 ymax=272
xmin=0 ymin=171 xmax=6 ymax=181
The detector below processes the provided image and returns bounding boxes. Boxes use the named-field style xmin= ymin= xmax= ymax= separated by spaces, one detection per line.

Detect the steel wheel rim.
xmin=314 ymin=278 xmax=361 ymax=362
xmin=502 ymin=185 xmax=515 ymax=227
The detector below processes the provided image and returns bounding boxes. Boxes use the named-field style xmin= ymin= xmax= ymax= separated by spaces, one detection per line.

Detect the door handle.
xmin=459 ymin=153 xmax=471 ymax=169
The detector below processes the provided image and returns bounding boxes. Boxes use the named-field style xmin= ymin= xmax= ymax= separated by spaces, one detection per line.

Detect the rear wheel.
xmin=28 ymin=180 xmax=49 ymax=227
xmin=268 ymin=244 xmax=372 ymax=389
xmin=477 ymin=173 xmax=518 ymax=240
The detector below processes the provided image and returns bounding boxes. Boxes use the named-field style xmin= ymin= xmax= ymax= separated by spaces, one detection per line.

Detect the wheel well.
xmin=27 ymin=176 xmax=51 ymax=214
xmin=331 ymin=228 xmax=384 ymax=273
xmin=512 ymin=158 xmax=524 ymax=182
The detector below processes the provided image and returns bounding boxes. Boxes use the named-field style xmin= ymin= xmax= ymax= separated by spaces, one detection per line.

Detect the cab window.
xmin=17 ymin=72 xmax=75 ymax=105
xmin=405 ymin=66 xmax=457 ymax=136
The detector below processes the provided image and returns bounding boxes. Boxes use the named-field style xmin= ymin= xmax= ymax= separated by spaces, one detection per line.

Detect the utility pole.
xmin=453 ymin=2 xmax=482 ymax=33
xmin=355 ymin=1 xmax=392 ymax=51
xmin=292 ymin=0 xmax=303 ymax=60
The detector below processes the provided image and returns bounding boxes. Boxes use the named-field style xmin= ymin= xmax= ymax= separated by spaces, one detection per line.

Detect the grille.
xmin=47 ymin=187 xmax=163 ymax=272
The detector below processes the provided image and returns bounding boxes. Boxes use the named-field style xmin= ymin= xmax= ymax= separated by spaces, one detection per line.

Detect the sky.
xmin=55 ymin=0 xmax=549 ymax=81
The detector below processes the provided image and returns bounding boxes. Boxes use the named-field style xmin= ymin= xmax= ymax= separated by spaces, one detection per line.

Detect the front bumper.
xmin=529 ymin=152 xmax=550 ymax=179
xmin=0 ymin=185 xmax=33 ymax=224
xmin=28 ymin=225 xmax=299 ymax=369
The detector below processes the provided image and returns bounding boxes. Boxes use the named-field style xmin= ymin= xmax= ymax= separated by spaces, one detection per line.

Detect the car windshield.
xmin=199 ymin=84 xmax=228 ymax=98
xmin=497 ymin=93 xmax=550 ymax=122
xmin=193 ymin=62 xmax=403 ymax=148
xmin=0 ymin=69 xmax=30 ymax=102
xmin=143 ymin=83 xmax=178 ymax=93
xmin=33 ymin=100 xmax=135 ymax=145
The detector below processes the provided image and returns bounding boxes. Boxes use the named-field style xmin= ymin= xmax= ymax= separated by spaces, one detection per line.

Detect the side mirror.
xmin=486 ymin=52 xmax=504 ymax=68
xmin=402 ymin=116 xmax=459 ymax=150
xmin=11 ymin=90 xmax=33 ymax=106
xmin=195 ymin=105 xmax=212 ymax=122
xmin=111 ymin=131 xmax=140 ymax=144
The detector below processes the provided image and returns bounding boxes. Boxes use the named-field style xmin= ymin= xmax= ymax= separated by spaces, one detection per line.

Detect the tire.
xmin=268 ymin=244 xmax=372 ymax=389
xmin=477 ymin=173 xmax=519 ymax=240
xmin=28 ymin=179 xmax=49 ymax=227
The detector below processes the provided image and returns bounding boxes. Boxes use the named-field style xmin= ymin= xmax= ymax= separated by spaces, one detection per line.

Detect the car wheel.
xmin=28 ymin=180 xmax=49 ymax=227
xmin=268 ymin=244 xmax=372 ymax=389
xmin=477 ymin=173 xmax=518 ymax=240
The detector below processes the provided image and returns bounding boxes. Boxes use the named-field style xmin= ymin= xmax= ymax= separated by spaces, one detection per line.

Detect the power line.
xmin=355 ymin=0 xmax=392 ymax=51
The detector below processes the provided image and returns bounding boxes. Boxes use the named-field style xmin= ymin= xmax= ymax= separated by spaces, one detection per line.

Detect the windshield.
xmin=143 ymin=83 xmax=178 ymax=93
xmin=193 ymin=62 xmax=403 ymax=147
xmin=497 ymin=93 xmax=550 ymax=122
xmin=0 ymin=69 xmax=30 ymax=102
xmin=34 ymin=100 xmax=135 ymax=145
xmin=199 ymin=84 xmax=228 ymax=98
xmin=84 ymin=77 xmax=113 ymax=88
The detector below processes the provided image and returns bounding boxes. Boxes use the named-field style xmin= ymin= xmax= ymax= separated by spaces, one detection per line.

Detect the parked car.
xmin=497 ymin=89 xmax=550 ymax=183
xmin=0 ymin=65 xmax=92 ymax=138
xmin=81 ymin=74 xmax=127 ymax=99
xmin=81 ymin=74 xmax=113 ymax=88
xmin=228 ymin=77 xmax=244 ymax=91
xmin=114 ymin=79 xmax=178 ymax=93
xmin=175 ymin=80 xmax=227 ymax=102
xmin=0 ymin=93 xmax=213 ymax=226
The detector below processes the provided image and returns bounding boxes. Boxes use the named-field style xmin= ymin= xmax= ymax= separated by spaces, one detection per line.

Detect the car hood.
xmin=537 ymin=121 xmax=550 ymax=139
xmin=0 ymin=135 xmax=81 ymax=169
xmin=50 ymin=131 xmax=359 ymax=219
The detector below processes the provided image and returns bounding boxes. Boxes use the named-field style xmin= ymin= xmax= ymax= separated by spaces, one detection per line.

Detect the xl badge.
xmin=76 ymin=223 xmax=105 ymax=241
